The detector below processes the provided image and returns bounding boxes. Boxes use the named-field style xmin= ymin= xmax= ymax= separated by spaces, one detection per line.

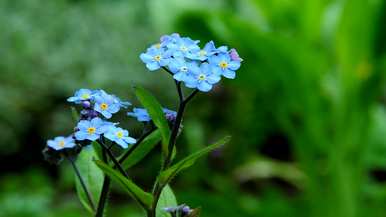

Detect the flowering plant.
xmin=43 ymin=33 xmax=242 ymax=217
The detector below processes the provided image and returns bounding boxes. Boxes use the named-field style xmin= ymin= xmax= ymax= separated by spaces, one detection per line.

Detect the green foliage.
xmin=135 ymin=86 xmax=171 ymax=157
xmin=156 ymin=185 xmax=177 ymax=217
xmin=121 ymin=130 xmax=162 ymax=170
xmin=159 ymin=136 xmax=230 ymax=184
xmin=75 ymin=147 xmax=104 ymax=214
xmin=94 ymin=160 xmax=153 ymax=210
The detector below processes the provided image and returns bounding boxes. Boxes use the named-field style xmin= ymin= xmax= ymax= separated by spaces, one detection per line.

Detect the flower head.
xmin=209 ymin=53 xmax=241 ymax=79
xmin=104 ymin=126 xmax=136 ymax=148
xmin=74 ymin=118 xmax=108 ymax=141
xmin=186 ymin=63 xmax=221 ymax=92
xmin=47 ymin=136 xmax=76 ymax=151
xmin=167 ymin=37 xmax=200 ymax=58
xmin=187 ymin=41 xmax=217 ymax=61
xmin=67 ymin=89 xmax=94 ymax=104
xmin=93 ymin=90 xmax=122 ymax=119
xmin=140 ymin=47 xmax=171 ymax=71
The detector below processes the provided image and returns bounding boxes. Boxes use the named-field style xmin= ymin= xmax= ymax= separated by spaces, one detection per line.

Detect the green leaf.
xmin=94 ymin=160 xmax=153 ymax=210
xmin=75 ymin=146 xmax=104 ymax=214
xmin=134 ymin=86 xmax=170 ymax=157
xmin=159 ymin=136 xmax=231 ymax=184
xmin=156 ymin=185 xmax=178 ymax=217
xmin=121 ymin=129 xmax=162 ymax=170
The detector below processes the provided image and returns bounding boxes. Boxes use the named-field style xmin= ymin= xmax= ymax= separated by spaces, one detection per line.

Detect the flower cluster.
xmin=140 ymin=33 xmax=242 ymax=92
xmin=43 ymin=89 xmax=178 ymax=161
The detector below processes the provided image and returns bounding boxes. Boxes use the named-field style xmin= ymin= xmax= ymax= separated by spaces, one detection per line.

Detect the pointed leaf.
xmin=94 ymin=160 xmax=153 ymax=210
xmin=134 ymin=86 xmax=170 ymax=157
xmin=121 ymin=129 xmax=162 ymax=169
xmin=159 ymin=136 xmax=230 ymax=184
xmin=75 ymin=146 xmax=104 ymax=213
xmin=156 ymin=185 xmax=178 ymax=217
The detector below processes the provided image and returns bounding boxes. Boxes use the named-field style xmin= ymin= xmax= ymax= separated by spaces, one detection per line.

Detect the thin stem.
xmin=149 ymin=89 xmax=199 ymax=217
xmin=67 ymin=156 xmax=96 ymax=212
xmin=95 ymin=148 xmax=111 ymax=217
xmin=175 ymin=81 xmax=184 ymax=102
xmin=98 ymin=140 xmax=129 ymax=178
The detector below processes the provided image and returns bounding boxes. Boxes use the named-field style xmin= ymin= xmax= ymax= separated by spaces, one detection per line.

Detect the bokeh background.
xmin=1 ymin=0 xmax=386 ymax=217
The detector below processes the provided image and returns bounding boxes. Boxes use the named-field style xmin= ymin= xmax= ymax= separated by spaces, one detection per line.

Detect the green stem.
xmin=95 ymin=147 xmax=110 ymax=217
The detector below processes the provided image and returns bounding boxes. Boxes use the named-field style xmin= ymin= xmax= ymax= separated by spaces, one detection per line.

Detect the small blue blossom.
xmin=127 ymin=108 xmax=151 ymax=122
xmin=187 ymin=41 xmax=217 ymax=61
xmin=186 ymin=63 xmax=221 ymax=92
xmin=128 ymin=108 xmax=177 ymax=122
xmin=67 ymin=89 xmax=94 ymax=104
xmin=209 ymin=53 xmax=241 ymax=79
xmin=167 ymin=37 xmax=200 ymax=58
xmin=169 ymin=58 xmax=200 ymax=83
xmin=74 ymin=118 xmax=108 ymax=141
xmin=140 ymin=48 xmax=171 ymax=71
xmin=93 ymin=90 xmax=122 ymax=119
xmin=47 ymin=136 xmax=76 ymax=151
xmin=104 ymin=126 xmax=136 ymax=148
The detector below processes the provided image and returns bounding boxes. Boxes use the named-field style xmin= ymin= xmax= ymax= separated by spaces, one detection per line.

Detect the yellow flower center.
xmin=153 ymin=55 xmax=161 ymax=62
xmin=59 ymin=140 xmax=65 ymax=147
xmin=199 ymin=50 xmax=207 ymax=56
xmin=198 ymin=74 xmax=206 ymax=81
xmin=116 ymin=131 xmax=124 ymax=139
xmin=81 ymin=93 xmax=90 ymax=100
xmin=180 ymin=46 xmax=188 ymax=52
xmin=100 ymin=103 xmax=108 ymax=110
xmin=219 ymin=61 xmax=228 ymax=69
xmin=87 ymin=127 xmax=96 ymax=135
xmin=154 ymin=43 xmax=161 ymax=49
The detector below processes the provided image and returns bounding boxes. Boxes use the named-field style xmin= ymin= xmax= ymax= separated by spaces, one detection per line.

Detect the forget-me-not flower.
xmin=209 ymin=53 xmax=241 ymax=79
xmin=169 ymin=58 xmax=200 ymax=83
xmin=167 ymin=37 xmax=200 ymax=58
xmin=187 ymin=41 xmax=217 ymax=61
xmin=93 ymin=90 xmax=121 ymax=119
xmin=74 ymin=117 xmax=108 ymax=141
xmin=140 ymin=48 xmax=171 ymax=71
xmin=47 ymin=136 xmax=76 ymax=151
xmin=186 ymin=63 xmax=221 ymax=92
xmin=67 ymin=89 xmax=94 ymax=104
xmin=128 ymin=108 xmax=177 ymax=122
xmin=104 ymin=126 xmax=136 ymax=148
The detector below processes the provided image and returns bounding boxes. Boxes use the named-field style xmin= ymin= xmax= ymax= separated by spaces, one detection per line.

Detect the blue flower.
xmin=229 ymin=48 xmax=243 ymax=62
xmin=93 ymin=90 xmax=122 ymax=119
xmin=209 ymin=53 xmax=241 ymax=79
xmin=127 ymin=108 xmax=177 ymax=122
xmin=140 ymin=47 xmax=171 ymax=71
xmin=67 ymin=89 xmax=94 ymax=104
xmin=186 ymin=63 xmax=221 ymax=92
xmin=127 ymin=108 xmax=151 ymax=122
xmin=169 ymin=58 xmax=200 ymax=83
xmin=47 ymin=136 xmax=76 ymax=151
xmin=167 ymin=37 xmax=200 ymax=58
xmin=74 ymin=118 xmax=108 ymax=141
xmin=187 ymin=41 xmax=217 ymax=61
xmin=104 ymin=126 xmax=136 ymax=148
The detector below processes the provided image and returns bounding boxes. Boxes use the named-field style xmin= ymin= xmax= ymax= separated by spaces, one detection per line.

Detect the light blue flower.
xmin=140 ymin=47 xmax=171 ymax=71
xmin=67 ymin=89 xmax=94 ymax=104
xmin=74 ymin=118 xmax=108 ymax=141
xmin=104 ymin=126 xmax=136 ymax=148
xmin=167 ymin=37 xmax=200 ymax=58
xmin=169 ymin=58 xmax=200 ymax=83
xmin=186 ymin=63 xmax=221 ymax=92
xmin=127 ymin=108 xmax=151 ymax=122
xmin=93 ymin=90 xmax=122 ymax=119
xmin=209 ymin=53 xmax=241 ymax=79
xmin=128 ymin=108 xmax=177 ymax=122
xmin=47 ymin=136 xmax=76 ymax=151
xmin=187 ymin=41 xmax=217 ymax=61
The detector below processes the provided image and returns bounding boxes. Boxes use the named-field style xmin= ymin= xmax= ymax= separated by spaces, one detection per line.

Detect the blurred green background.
xmin=1 ymin=0 xmax=386 ymax=217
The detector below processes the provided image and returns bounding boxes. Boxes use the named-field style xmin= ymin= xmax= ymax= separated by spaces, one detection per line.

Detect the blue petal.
xmin=146 ymin=62 xmax=160 ymax=71
xmin=197 ymin=82 xmax=212 ymax=92
xmin=222 ymin=69 xmax=236 ymax=79
xmin=228 ymin=61 xmax=241 ymax=70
